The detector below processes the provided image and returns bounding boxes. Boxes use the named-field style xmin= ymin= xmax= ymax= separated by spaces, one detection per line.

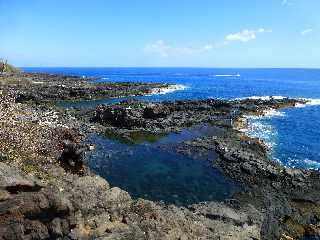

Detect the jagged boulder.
xmin=0 ymin=163 xmax=73 ymax=240
xmin=143 ymin=103 xmax=171 ymax=119
xmin=59 ymin=140 xmax=92 ymax=174
xmin=95 ymin=100 xmax=146 ymax=129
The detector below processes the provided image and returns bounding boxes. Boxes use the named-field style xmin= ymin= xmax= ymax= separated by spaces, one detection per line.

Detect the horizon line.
xmin=20 ymin=66 xmax=320 ymax=70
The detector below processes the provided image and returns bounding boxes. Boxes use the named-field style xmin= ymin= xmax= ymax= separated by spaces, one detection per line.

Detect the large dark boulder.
xmin=143 ymin=103 xmax=171 ymax=119
xmin=95 ymin=101 xmax=146 ymax=129
xmin=0 ymin=163 xmax=73 ymax=240
xmin=59 ymin=140 xmax=91 ymax=174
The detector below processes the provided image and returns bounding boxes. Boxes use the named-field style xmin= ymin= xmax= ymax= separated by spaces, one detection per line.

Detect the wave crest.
xmin=214 ymin=74 xmax=241 ymax=77
xmin=296 ymin=98 xmax=320 ymax=108
xmin=149 ymin=84 xmax=188 ymax=96
xmin=237 ymin=96 xmax=288 ymax=101
xmin=286 ymin=158 xmax=320 ymax=171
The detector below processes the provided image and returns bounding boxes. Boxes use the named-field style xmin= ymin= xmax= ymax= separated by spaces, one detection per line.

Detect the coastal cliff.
xmin=0 ymin=72 xmax=319 ymax=240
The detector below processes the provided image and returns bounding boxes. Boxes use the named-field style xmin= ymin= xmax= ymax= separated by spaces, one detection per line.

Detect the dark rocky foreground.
xmin=0 ymin=72 xmax=319 ymax=240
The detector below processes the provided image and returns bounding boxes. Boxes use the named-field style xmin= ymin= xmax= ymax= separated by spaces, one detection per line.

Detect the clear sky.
xmin=1 ymin=0 xmax=319 ymax=68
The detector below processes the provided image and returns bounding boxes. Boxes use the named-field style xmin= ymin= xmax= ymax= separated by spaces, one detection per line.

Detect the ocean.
xmin=23 ymin=67 xmax=320 ymax=204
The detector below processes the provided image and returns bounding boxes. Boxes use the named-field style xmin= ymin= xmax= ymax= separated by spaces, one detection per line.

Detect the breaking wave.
xmin=148 ymin=84 xmax=188 ymax=96
xmin=235 ymin=96 xmax=320 ymax=109
xmin=238 ymin=96 xmax=320 ymax=170
xmin=236 ymin=95 xmax=287 ymax=101
xmin=295 ymin=98 xmax=320 ymax=108
xmin=214 ymin=74 xmax=241 ymax=77
xmin=285 ymin=158 xmax=320 ymax=171
xmin=239 ymin=108 xmax=285 ymax=149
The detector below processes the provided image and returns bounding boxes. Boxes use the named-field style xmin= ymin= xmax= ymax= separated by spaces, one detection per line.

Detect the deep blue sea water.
xmin=23 ymin=67 xmax=320 ymax=204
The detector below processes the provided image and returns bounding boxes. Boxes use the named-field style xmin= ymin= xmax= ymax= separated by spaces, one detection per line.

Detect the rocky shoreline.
xmin=0 ymin=72 xmax=170 ymax=102
xmin=0 ymin=72 xmax=319 ymax=240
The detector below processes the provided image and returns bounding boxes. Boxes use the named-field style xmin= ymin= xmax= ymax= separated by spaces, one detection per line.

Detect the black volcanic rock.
xmin=93 ymin=97 xmax=307 ymax=142
xmin=143 ymin=103 xmax=171 ymax=119
xmin=0 ymin=163 xmax=73 ymax=240
xmin=0 ymin=72 xmax=169 ymax=102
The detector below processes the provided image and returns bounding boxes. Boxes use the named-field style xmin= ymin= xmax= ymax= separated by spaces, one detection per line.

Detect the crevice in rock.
xmin=24 ymin=208 xmax=70 ymax=224
xmin=5 ymin=184 xmax=43 ymax=194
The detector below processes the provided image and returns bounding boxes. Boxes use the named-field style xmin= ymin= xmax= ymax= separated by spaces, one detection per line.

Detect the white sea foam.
xmin=214 ymin=74 xmax=240 ymax=77
xmin=295 ymin=98 xmax=320 ymax=108
xmin=294 ymin=103 xmax=306 ymax=108
xmin=237 ymin=96 xmax=320 ymax=171
xmin=235 ymin=96 xmax=288 ymax=101
xmin=235 ymin=96 xmax=320 ymax=108
xmin=248 ymin=96 xmax=287 ymax=100
xmin=287 ymin=158 xmax=320 ymax=171
xmin=241 ymin=109 xmax=285 ymax=121
xmin=148 ymin=84 xmax=188 ymax=96
xmin=262 ymin=109 xmax=285 ymax=118
xmin=101 ymin=77 xmax=109 ymax=80
xmin=302 ymin=159 xmax=320 ymax=170
xmin=308 ymin=98 xmax=320 ymax=106
xmin=239 ymin=119 xmax=277 ymax=149
xmin=238 ymin=107 xmax=285 ymax=150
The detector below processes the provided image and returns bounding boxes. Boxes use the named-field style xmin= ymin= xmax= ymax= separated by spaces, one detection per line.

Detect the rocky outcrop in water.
xmin=94 ymin=98 xmax=306 ymax=142
xmin=0 ymin=72 xmax=168 ymax=102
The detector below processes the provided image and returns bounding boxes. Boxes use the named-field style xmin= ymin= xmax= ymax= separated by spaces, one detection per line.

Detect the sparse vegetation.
xmin=5 ymin=63 xmax=21 ymax=73
xmin=0 ymin=92 xmax=79 ymax=179
xmin=0 ymin=59 xmax=21 ymax=73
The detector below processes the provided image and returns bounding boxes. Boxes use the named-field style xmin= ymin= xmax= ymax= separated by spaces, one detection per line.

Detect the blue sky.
xmin=0 ymin=0 xmax=319 ymax=68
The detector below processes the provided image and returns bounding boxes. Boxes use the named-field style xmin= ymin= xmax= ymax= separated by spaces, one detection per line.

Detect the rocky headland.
xmin=0 ymin=72 xmax=169 ymax=102
xmin=0 ymin=72 xmax=319 ymax=240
